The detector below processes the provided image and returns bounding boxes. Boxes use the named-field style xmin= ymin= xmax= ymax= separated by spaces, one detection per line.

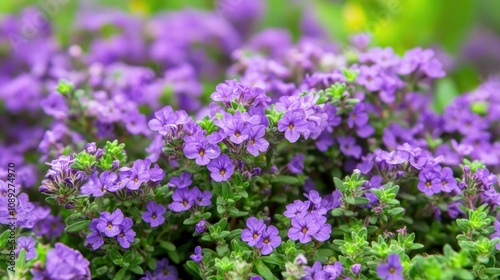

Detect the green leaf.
xmin=160 ymin=241 xmax=176 ymax=251
xmin=113 ymin=268 xmax=128 ymax=280
xmin=433 ymin=78 xmax=458 ymax=113
xmin=129 ymin=266 xmax=144 ymax=275
xmin=109 ymin=249 xmax=123 ymax=265
xmin=334 ymin=177 xmax=346 ymax=192
xmin=271 ymin=175 xmax=299 ymax=185
xmin=0 ymin=230 xmax=10 ymax=248
xmin=185 ymin=260 xmax=201 ymax=276
xmin=64 ymin=220 xmax=90 ymax=232
xmin=254 ymin=259 xmax=274 ymax=280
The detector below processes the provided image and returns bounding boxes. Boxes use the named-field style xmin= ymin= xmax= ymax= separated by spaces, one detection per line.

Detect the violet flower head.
xmin=190 ymin=246 xmax=203 ymax=263
xmin=376 ymin=254 xmax=403 ymax=280
xmin=80 ymin=171 xmax=118 ymax=197
xmin=207 ymin=154 xmax=234 ymax=182
xmin=148 ymin=106 xmax=190 ymax=136
xmin=417 ymin=168 xmax=442 ymax=196
xmin=169 ymin=187 xmax=195 ymax=212
xmin=277 ymin=109 xmax=309 ymax=143
xmin=283 ymin=200 xmax=311 ymax=219
xmin=96 ymin=208 xmax=125 ymax=237
xmin=191 ymin=186 xmax=212 ymax=207
xmin=15 ymin=236 xmax=37 ymax=260
xmin=323 ymin=261 xmax=343 ymax=279
xmin=167 ymin=171 xmax=193 ymax=189
xmin=256 ymin=225 xmax=281 ymax=255
xmin=288 ymin=213 xmax=321 ymax=244
xmin=195 ymin=219 xmax=207 ymax=234
xmin=337 ymin=136 xmax=362 ymax=159
xmin=247 ymin=125 xmax=269 ymax=157
xmin=439 ymin=167 xmax=458 ymax=193
xmin=241 ymin=217 xmax=266 ymax=246
xmin=86 ymin=219 xmax=104 ymax=250
xmin=303 ymin=261 xmax=325 ymax=280
xmin=31 ymin=243 xmax=91 ymax=280
xmin=288 ymin=153 xmax=305 ymax=174
xmin=142 ymin=201 xmax=166 ymax=227
xmin=119 ymin=159 xmax=151 ymax=190
xmin=116 ymin=217 xmax=135 ymax=249
xmin=490 ymin=220 xmax=500 ymax=250
xmin=183 ymin=138 xmax=221 ymax=166
xmin=149 ymin=164 xmax=166 ymax=182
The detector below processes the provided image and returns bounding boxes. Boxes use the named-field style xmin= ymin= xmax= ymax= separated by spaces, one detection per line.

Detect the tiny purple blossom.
xmin=86 ymin=219 xmax=104 ymax=250
xmin=278 ymin=109 xmax=309 ymax=143
xmin=149 ymin=164 xmax=165 ymax=182
xmin=288 ymin=214 xmax=321 ymax=244
xmin=337 ymin=136 xmax=362 ymax=159
xmin=303 ymin=261 xmax=325 ymax=280
xmin=288 ymin=153 xmax=305 ymax=174
xmin=167 ymin=171 xmax=193 ymax=189
xmin=96 ymin=208 xmax=125 ymax=237
xmin=256 ymin=225 xmax=281 ymax=255
xmin=15 ymin=236 xmax=37 ymax=260
xmin=284 ymin=200 xmax=311 ymax=219
xmin=247 ymin=125 xmax=269 ymax=157
xmin=142 ymin=201 xmax=166 ymax=227
xmin=81 ymin=171 xmax=118 ymax=196
xmin=195 ymin=219 xmax=207 ymax=234
xmin=417 ymin=168 xmax=442 ymax=196
xmin=490 ymin=220 xmax=500 ymax=250
xmin=190 ymin=246 xmax=203 ymax=263
xmin=376 ymin=254 xmax=403 ymax=280
xmin=169 ymin=187 xmax=195 ymax=212
xmin=119 ymin=159 xmax=151 ymax=190
xmin=183 ymin=138 xmax=221 ymax=166
xmin=241 ymin=217 xmax=266 ymax=246
xmin=191 ymin=187 xmax=212 ymax=207
xmin=439 ymin=167 xmax=458 ymax=193
xmin=207 ymin=154 xmax=234 ymax=182
xmin=116 ymin=218 xmax=135 ymax=249
xmin=324 ymin=261 xmax=343 ymax=279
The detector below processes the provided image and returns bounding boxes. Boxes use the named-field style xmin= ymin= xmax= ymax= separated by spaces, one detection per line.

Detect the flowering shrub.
xmin=1 ymin=3 xmax=500 ymax=280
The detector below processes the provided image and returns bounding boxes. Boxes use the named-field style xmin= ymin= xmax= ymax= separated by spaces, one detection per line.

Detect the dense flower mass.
xmin=1 ymin=1 xmax=500 ymax=279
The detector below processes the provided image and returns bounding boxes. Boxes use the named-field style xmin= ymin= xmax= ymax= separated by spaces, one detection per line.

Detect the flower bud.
xmin=85 ymin=143 xmax=97 ymax=155
xmin=351 ymin=264 xmax=361 ymax=275
xmin=294 ymin=254 xmax=307 ymax=266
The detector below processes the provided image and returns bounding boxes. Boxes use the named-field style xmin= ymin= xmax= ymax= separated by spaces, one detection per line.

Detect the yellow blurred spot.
xmin=130 ymin=0 xmax=149 ymax=15
xmin=342 ymin=3 xmax=366 ymax=32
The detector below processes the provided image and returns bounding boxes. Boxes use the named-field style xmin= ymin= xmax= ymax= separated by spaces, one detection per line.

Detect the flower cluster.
xmin=1 ymin=1 xmax=500 ymax=280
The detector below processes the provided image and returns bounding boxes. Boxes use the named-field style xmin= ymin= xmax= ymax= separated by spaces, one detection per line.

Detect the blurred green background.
xmin=2 ymin=0 xmax=500 ymax=97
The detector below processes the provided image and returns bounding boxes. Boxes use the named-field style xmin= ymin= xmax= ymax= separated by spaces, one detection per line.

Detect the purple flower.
xmin=86 ymin=219 xmax=105 ymax=250
xmin=81 ymin=171 xmax=118 ymax=197
xmin=303 ymin=261 xmax=325 ymax=280
xmin=278 ymin=109 xmax=309 ymax=143
xmin=31 ymin=243 xmax=91 ymax=280
xmin=439 ymin=167 xmax=457 ymax=193
xmin=148 ymin=106 xmax=190 ymax=136
xmin=207 ymin=154 xmax=234 ymax=182
xmin=288 ymin=214 xmax=321 ymax=243
xmin=167 ymin=171 xmax=192 ymax=189
xmin=142 ymin=201 xmax=166 ymax=227
xmin=169 ymin=187 xmax=195 ymax=212
xmin=215 ymin=111 xmax=260 ymax=144
xmin=119 ymin=159 xmax=151 ymax=190
xmin=357 ymin=65 xmax=383 ymax=91
xmin=490 ymin=220 xmax=500 ymax=250
xmin=376 ymin=254 xmax=403 ymax=280
xmin=183 ymin=138 xmax=221 ymax=166
xmin=247 ymin=125 xmax=269 ymax=157
xmin=256 ymin=225 xmax=281 ymax=255
xmin=324 ymin=261 xmax=343 ymax=279
xmin=96 ymin=208 xmax=125 ymax=237
xmin=15 ymin=236 xmax=37 ymax=260
xmin=417 ymin=168 xmax=441 ymax=196
xmin=351 ymin=264 xmax=362 ymax=275
xmin=190 ymin=246 xmax=203 ymax=263
xmin=348 ymin=103 xmax=369 ymax=128
xmin=116 ymin=218 xmax=135 ymax=249
xmin=241 ymin=217 xmax=266 ymax=246
xmin=337 ymin=136 xmax=362 ymax=159
xmin=149 ymin=164 xmax=166 ymax=182
xmin=195 ymin=219 xmax=207 ymax=234
xmin=288 ymin=153 xmax=305 ymax=174
xmin=191 ymin=187 xmax=212 ymax=207
xmin=283 ymin=200 xmax=311 ymax=219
